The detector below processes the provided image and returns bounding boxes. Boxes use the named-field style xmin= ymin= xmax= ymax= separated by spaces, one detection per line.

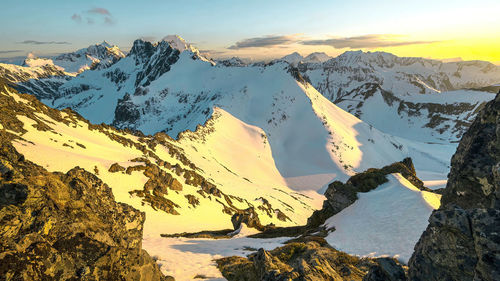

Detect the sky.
xmin=1 ymin=0 xmax=499 ymax=63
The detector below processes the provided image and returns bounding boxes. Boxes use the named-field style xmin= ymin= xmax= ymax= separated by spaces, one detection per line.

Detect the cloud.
xmin=71 ymin=13 xmax=82 ymax=23
xmin=0 ymin=50 xmax=22 ymax=54
xmin=72 ymin=7 xmax=115 ymax=25
xmin=301 ymin=34 xmax=438 ymax=49
xmin=87 ymin=8 xmax=111 ymax=16
xmin=18 ymin=40 xmax=70 ymax=45
xmin=228 ymin=35 xmax=299 ymax=49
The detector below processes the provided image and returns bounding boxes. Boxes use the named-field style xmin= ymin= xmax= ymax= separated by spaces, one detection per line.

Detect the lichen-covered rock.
xmin=216 ymin=240 xmax=388 ymax=281
xmin=408 ymin=93 xmax=500 ymax=281
xmin=0 ymin=138 xmax=170 ymax=280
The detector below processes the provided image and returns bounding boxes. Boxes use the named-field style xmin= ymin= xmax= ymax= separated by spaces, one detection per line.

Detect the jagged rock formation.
xmin=216 ymin=237 xmax=406 ymax=281
xmin=408 ymin=93 xmax=500 ymax=280
xmin=0 ymin=139 xmax=169 ymax=280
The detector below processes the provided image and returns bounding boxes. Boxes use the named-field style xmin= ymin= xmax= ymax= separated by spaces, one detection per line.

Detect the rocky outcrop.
xmin=114 ymin=93 xmax=141 ymax=126
xmin=307 ymin=158 xmax=429 ymax=228
xmin=0 ymin=138 xmax=170 ymax=280
xmin=231 ymin=207 xmax=265 ymax=231
xmin=408 ymin=93 xmax=500 ymax=281
xmin=363 ymin=258 xmax=407 ymax=281
xmin=217 ymin=238 xmax=406 ymax=281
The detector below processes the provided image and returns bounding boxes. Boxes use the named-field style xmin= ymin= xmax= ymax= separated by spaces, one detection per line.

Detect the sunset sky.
xmin=1 ymin=0 xmax=499 ymax=63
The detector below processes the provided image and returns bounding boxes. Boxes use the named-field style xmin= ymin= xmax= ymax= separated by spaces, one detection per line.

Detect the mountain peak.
xmin=161 ymin=35 xmax=190 ymax=52
xmin=279 ymin=52 xmax=303 ymax=65
xmin=303 ymin=52 xmax=332 ymax=63
xmin=100 ymin=40 xmax=111 ymax=48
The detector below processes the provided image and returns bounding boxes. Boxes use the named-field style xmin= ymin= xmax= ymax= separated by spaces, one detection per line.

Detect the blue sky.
xmin=1 ymin=0 xmax=499 ymax=62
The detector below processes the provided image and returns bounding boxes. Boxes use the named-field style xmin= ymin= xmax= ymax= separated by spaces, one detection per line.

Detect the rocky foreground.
xmin=408 ymin=93 xmax=500 ymax=280
xmin=0 ymin=136 xmax=170 ymax=279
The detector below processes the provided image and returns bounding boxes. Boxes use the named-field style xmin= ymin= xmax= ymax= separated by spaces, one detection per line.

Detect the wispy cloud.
xmin=72 ymin=7 xmax=115 ymax=25
xmin=228 ymin=35 xmax=299 ymax=49
xmin=301 ymin=34 xmax=438 ymax=49
xmin=18 ymin=40 xmax=70 ymax=45
xmin=71 ymin=13 xmax=82 ymax=23
xmin=0 ymin=50 xmax=23 ymax=54
xmin=87 ymin=8 xmax=111 ymax=16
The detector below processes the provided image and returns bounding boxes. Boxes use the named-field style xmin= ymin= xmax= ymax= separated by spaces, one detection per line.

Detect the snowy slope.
xmin=0 ymin=83 xmax=323 ymax=239
xmin=324 ymin=173 xmax=441 ymax=263
xmin=144 ymin=232 xmax=288 ymax=281
xmin=296 ymin=50 xmax=499 ymax=142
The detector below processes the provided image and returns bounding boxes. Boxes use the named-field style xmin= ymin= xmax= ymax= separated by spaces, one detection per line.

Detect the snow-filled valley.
xmin=1 ymin=35 xmax=499 ymax=280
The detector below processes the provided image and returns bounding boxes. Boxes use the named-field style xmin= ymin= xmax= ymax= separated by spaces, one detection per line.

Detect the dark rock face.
xmin=0 ymin=140 xmax=169 ymax=280
xmin=114 ymin=93 xmax=141 ymax=125
xmin=408 ymin=94 xmax=500 ymax=281
xmin=135 ymin=41 xmax=180 ymax=87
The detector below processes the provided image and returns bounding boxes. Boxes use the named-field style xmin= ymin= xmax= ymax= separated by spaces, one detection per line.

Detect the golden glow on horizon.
xmin=217 ymin=34 xmax=500 ymax=64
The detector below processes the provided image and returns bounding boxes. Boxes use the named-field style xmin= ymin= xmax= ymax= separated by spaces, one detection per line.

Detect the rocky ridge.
xmin=408 ymin=92 xmax=500 ymax=281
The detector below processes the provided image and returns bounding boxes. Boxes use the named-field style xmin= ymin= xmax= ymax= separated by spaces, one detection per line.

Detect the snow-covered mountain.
xmin=303 ymin=52 xmax=332 ymax=63
xmin=279 ymin=52 xmax=303 ymax=65
xmin=27 ymin=36 xmax=455 ymax=188
xmin=23 ymin=41 xmax=125 ymax=74
xmin=0 ymin=59 xmax=72 ymax=100
xmin=277 ymin=52 xmax=332 ymax=66
xmin=294 ymin=50 xmax=499 ymax=142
